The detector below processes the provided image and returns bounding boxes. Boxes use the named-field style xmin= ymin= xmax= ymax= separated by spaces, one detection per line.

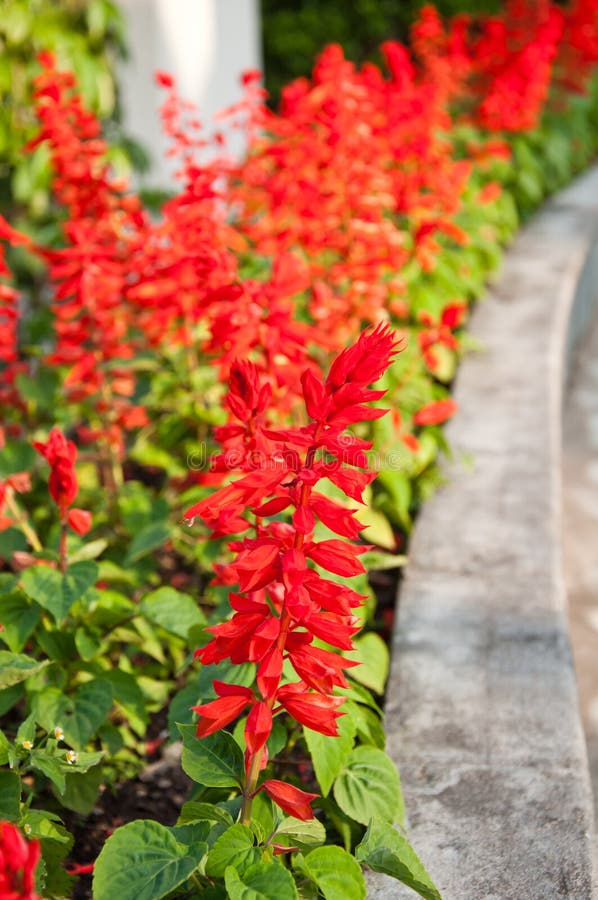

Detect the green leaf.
xmin=68 ymin=538 xmax=108 ymax=563
xmin=0 ymin=682 xmax=23 ymax=716
xmin=355 ymin=818 xmax=441 ymax=900
xmin=169 ymin=821 xmax=210 ymax=850
xmin=105 ymin=668 xmax=149 ymax=736
xmin=179 ymin=724 xmax=244 ymax=787
xmin=58 ymin=765 xmax=103 ymax=815
xmin=20 ymin=561 xmax=98 ymax=623
xmin=178 ymin=801 xmax=233 ymax=827
xmin=125 ymin=521 xmax=170 ymax=564
xmin=74 ymin=627 xmax=101 ymax=661
xmin=30 ymin=751 xmax=66 ymax=793
xmin=140 ymin=586 xmax=205 ymax=638
xmin=303 ymin=713 xmax=356 ymax=796
xmin=32 ymin=680 xmax=113 ymax=749
xmin=0 ymin=729 xmax=10 ymax=765
xmin=0 ymin=588 xmax=40 ymax=652
xmin=0 ymin=651 xmax=48 ymax=689
xmin=344 ymin=701 xmax=385 ymax=749
xmin=0 ymin=769 xmax=20 ymax=820
xmin=0 ymin=441 xmax=36 ymax=477
xmin=356 ymin=506 xmax=396 ymax=550
xmin=93 ymin=820 xmax=201 ymax=900
xmin=225 ymin=860 xmax=298 ymax=900
xmin=21 ymin=809 xmax=71 ymax=844
xmin=333 ymin=747 xmax=404 ymax=826
xmin=347 ymin=633 xmax=390 ymax=695
xmin=274 ymin=817 xmax=326 ymax=851
xmin=205 ymin=824 xmax=260 ymax=878
xmin=295 ymin=846 xmax=366 ymax=900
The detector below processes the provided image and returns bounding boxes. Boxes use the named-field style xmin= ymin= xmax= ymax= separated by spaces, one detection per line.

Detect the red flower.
xmin=33 ymin=429 xmax=92 ymax=533
xmin=0 ymin=822 xmax=41 ymax=900
xmin=191 ymin=682 xmax=254 ymax=738
xmin=33 ymin=428 xmax=78 ymax=511
xmin=260 ymin=780 xmax=318 ymax=821
xmin=67 ymin=508 xmax=92 ymax=536
xmin=413 ymin=398 xmax=457 ymax=426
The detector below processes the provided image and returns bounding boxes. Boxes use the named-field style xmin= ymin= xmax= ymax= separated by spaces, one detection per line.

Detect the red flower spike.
xmin=34 ymin=428 xmax=79 ymax=512
xmin=260 ymin=780 xmax=319 ymax=821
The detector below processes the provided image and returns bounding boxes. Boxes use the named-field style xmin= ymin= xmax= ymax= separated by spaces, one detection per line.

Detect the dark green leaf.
xmin=205 ymin=824 xmax=260 ymax=877
xmin=0 ymin=769 xmax=20 ymax=820
xmin=20 ymin=561 xmax=98 ymax=623
xmin=125 ymin=521 xmax=170 ymax=564
xmin=58 ymin=766 xmax=103 ymax=815
xmin=179 ymin=724 xmax=244 ymax=788
xmin=178 ymin=801 xmax=233 ymax=827
xmin=93 ymin=819 xmax=201 ymax=900
xmin=140 ymin=586 xmax=205 ymax=638
xmin=0 ymin=588 xmax=40 ymax=652
xmin=225 ymin=860 xmax=298 ymax=900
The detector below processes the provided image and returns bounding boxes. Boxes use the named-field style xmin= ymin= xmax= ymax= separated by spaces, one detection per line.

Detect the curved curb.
xmin=369 ymin=166 xmax=598 ymax=899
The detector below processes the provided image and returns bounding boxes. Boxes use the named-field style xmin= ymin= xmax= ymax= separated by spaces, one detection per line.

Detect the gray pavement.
xmin=564 ymin=311 xmax=598 ymax=817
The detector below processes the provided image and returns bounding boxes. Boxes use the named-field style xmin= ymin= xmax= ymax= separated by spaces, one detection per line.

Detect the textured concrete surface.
xmin=369 ymin=167 xmax=598 ymax=899
xmin=564 ymin=308 xmax=598 ymax=818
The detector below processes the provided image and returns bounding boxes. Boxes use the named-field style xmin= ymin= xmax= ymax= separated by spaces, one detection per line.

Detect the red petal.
xmin=261 ymin=779 xmax=318 ymax=821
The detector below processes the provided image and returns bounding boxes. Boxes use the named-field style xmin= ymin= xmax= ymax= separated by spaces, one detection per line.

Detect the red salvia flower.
xmin=0 ymin=822 xmax=41 ymax=900
xmin=187 ymin=324 xmax=401 ymax=817
xmin=33 ymin=428 xmax=91 ymax=534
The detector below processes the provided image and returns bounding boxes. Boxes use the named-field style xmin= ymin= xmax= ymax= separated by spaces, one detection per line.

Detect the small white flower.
xmin=54 ymin=726 xmax=64 ymax=742
xmin=21 ymin=740 xmax=33 ymax=750
xmin=23 ymin=824 xmax=32 ymax=835
xmin=66 ymin=750 xmax=79 ymax=765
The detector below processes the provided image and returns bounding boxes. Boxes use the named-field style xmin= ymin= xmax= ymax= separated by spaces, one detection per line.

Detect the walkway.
xmin=564 ymin=310 xmax=598 ymax=817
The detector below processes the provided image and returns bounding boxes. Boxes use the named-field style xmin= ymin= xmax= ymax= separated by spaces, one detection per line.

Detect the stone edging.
xmin=368 ymin=166 xmax=598 ymax=899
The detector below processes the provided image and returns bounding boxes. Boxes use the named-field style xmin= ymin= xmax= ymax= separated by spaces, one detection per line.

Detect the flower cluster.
xmin=185 ymin=325 xmax=400 ymax=819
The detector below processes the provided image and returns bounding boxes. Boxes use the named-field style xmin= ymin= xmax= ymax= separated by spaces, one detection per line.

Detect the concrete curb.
xmin=369 ymin=167 xmax=598 ymax=899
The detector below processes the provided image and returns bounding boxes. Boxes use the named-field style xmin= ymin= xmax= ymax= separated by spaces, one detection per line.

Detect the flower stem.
xmin=59 ymin=518 xmax=68 ymax=574
xmin=240 ymin=748 xmax=264 ymax=826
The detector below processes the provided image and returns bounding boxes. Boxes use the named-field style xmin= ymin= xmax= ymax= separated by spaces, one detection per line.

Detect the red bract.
xmin=34 ymin=428 xmax=92 ymax=539
xmin=187 ymin=324 xmax=401 ymax=819
xmin=260 ymin=780 xmax=319 ymax=821
xmin=413 ymin=398 xmax=457 ymax=426
xmin=0 ymin=822 xmax=41 ymax=900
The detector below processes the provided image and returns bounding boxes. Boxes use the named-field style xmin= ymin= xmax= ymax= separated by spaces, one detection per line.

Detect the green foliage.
xmin=356 ymin=818 xmax=442 ymax=900
xmin=0 ymin=0 xmax=134 ymax=234
xmin=93 ymin=819 xmax=207 ymax=900
xmin=260 ymin=0 xmax=503 ymax=105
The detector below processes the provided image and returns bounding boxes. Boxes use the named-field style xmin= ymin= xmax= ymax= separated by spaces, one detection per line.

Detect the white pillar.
xmin=117 ymin=0 xmax=262 ymax=187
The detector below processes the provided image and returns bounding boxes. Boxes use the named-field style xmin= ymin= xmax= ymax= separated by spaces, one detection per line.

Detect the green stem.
xmin=59 ymin=517 xmax=68 ymax=574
